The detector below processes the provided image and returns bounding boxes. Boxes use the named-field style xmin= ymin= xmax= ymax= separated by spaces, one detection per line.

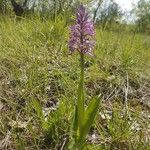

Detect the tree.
xmin=10 ymin=0 xmax=29 ymax=16
xmin=0 ymin=0 xmax=9 ymax=14
xmin=91 ymin=0 xmax=122 ymax=27
xmin=133 ymin=0 xmax=150 ymax=33
xmin=93 ymin=0 xmax=103 ymax=22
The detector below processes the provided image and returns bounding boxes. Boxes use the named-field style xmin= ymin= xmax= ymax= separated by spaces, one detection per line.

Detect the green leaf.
xmin=32 ymin=99 xmax=43 ymax=118
xmin=78 ymin=96 xmax=101 ymax=143
xmin=32 ymin=98 xmax=47 ymax=130
xmin=71 ymin=105 xmax=78 ymax=138
xmin=69 ymin=106 xmax=79 ymax=150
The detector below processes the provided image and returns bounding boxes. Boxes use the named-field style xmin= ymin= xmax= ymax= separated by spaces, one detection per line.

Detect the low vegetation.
xmin=0 ymin=15 xmax=149 ymax=149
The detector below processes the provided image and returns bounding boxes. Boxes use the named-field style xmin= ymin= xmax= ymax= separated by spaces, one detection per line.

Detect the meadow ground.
xmin=0 ymin=16 xmax=150 ymax=149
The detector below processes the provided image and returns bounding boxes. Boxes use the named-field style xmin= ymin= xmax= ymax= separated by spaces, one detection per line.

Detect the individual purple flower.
xmin=68 ymin=5 xmax=95 ymax=56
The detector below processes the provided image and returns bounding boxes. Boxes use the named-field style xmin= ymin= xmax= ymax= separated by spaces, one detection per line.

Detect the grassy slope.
xmin=0 ymin=17 xmax=150 ymax=149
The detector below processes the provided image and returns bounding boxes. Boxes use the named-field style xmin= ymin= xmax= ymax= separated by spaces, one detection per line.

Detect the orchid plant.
xmin=68 ymin=5 xmax=100 ymax=149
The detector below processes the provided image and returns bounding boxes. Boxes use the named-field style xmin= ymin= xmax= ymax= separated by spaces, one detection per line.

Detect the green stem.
xmin=77 ymin=52 xmax=85 ymax=134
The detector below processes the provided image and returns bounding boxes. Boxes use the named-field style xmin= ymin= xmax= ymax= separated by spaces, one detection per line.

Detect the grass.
xmin=0 ymin=16 xmax=150 ymax=149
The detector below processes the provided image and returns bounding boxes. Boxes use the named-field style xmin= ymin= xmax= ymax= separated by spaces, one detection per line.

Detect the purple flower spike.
xmin=68 ymin=5 xmax=95 ymax=56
